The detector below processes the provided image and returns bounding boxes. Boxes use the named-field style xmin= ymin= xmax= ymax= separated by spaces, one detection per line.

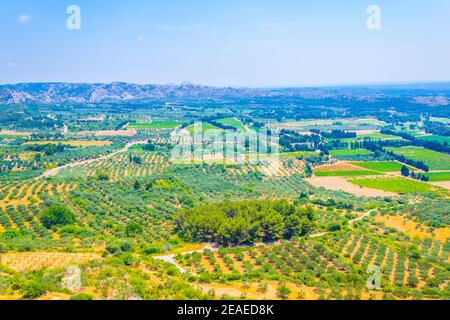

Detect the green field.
xmin=430 ymin=117 xmax=450 ymax=124
xmin=349 ymin=161 xmax=413 ymax=172
xmin=279 ymin=151 xmax=317 ymax=159
xmin=349 ymin=177 xmax=447 ymax=196
xmin=394 ymin=130 xmax=424 ymax=137
xmin=127 ymin=120 xmax=181 ymax=129
xmin=356 ymin=133 xmax=402 ymax=140
xmin=186 ymin=122 xmax=222 ymax=134
xmin=0 ymin=135 xmax=25 ymax=139
xmin=315 ymin=170 xmax=380 ymax=177
xmin=416 ymin=135 xmax=450 ymax=145
xmin=0 ymin=131 xmax=31 ymax=139
xmin=327 ymin=133 xmax=402 ymax=143
xmin=387 ymin=146 xmax=450 ymax=170
xmin=270 ymin=117 xmax=386 ymax=131
xmin=215 ymin=118 xmax=248 ymax=131
xmin=329 ymin=149 xmax=373 ymax=157
xmin=273 ymin=118 xmax=387 ymax=132
xmin=286 ymin=118 xmax=385 ymax=127
xmin=423 ymin=172 xmax=450 ymax=182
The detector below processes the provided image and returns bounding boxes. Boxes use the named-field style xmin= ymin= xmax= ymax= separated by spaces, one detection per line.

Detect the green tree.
xmin=401 ymin=165 xmax=410 ymax=177
xmin=262 ymin=212 xmax=284 ymax=241
xmin=106 ymin=239 xmax=133 ymax=255
xmin=125 ymin=221 xmax=144 ymax=237
xmin=142 ymin=143 xmax=156 ymax=151
xmin=34 ymin=153 xmax=42 ymax=162
xmin=41 ymin=205 xmax=76 ymax=229
xmin=305 ymin=164 xmax=313 ymax=178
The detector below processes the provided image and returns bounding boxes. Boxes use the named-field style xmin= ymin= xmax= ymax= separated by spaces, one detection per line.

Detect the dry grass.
xmin=430 ymin=181 xmax=450 ymax=190
xmin=375 ymin=215 xmax=450 ymax=241
xmin=0 ymin=130 xmax=31 ymax=136
xmin=167 ymin=243 xmax=209 ymax=255
xmin=0 ymin=252 xmax=101 ymax=271
xmin=196 ymin=281 xmax=384 ymax=300
xmin=196 ymin=281 xmax=319 ymax=300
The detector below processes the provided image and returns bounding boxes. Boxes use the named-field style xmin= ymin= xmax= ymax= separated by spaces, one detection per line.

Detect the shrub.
xmin=277 ymin=283 xmax=291 ymax=299
xmin=22 ymin=281 xmax=47 ymax=299
xmin=106 ymin=240 xmax=134 ymax=255
xmin=70 ymin=293 xmax=94 ymax=300
xmin=142 ymin=245 xmax=163 ymax=255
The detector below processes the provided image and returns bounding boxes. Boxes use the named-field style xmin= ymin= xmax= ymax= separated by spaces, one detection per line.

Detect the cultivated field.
xmin=76 ymin=130 xmax=137 ymax=137
xmin=306 ymin=177 xmax=396 ymax=197
xmin=314 ymin=162 xmax=380 ymax=177
xmin=0 ymin=252 xmax=101 ymax=271
xmin=127 ymin=120 xmax=181 ymax=129
xmin=215 ymin=118 xmax=248 ymax=132
xmin=24 ymin=140 xmax=112 ymax=147
xmin=349 ymin=177 xmax=448 ymax=196
xmin=329 ymin=149 xmax=374 ymax=157
xmin=270 ymin=118 xmax=386 ymax=131
xmin=424 ymin=172 xmax=450 ymax=182
xmin=375 ymin=215 xmax=450 ymax=241
xmin=349 ymin=161 xmax=412 ymax=172
xmin=387 ymin=147 xmax=450 ymax=170
xmin=417 ymin=135 xmax=450 ymax=145
xmin=186 ymin=122 xmax=222 ymax=134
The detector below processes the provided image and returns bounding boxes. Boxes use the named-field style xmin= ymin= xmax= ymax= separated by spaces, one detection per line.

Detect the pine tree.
xmin=401 ymin=165 xmax=410 ymax=177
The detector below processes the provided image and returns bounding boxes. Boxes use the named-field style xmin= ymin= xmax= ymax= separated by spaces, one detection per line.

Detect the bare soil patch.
xmin=430 ymin=181 xmax=450 ymax=190
xmin=306 ymin=177 xmax=397 ymax=197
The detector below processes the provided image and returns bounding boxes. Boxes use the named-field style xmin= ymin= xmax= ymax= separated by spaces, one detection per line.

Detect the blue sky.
xmin=1 ymin=0 xmax=450 ymax=87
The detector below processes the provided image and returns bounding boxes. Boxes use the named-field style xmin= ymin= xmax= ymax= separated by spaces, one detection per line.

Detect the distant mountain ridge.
xmin=1 ymin=82 xmax=450 ymax=105
xmin=0 ymin=82 xmax=267 ymax=104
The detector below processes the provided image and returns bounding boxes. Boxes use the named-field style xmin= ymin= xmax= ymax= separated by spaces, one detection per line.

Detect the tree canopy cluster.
xmin=26 ymin=143 xmax=72 ymax=155
xmin=280 ymin=129 xmax=320 ymax=152
xmin=320 ymin=130 xmax=356 ymax=139
xmin=40 ymin=204 xmax=76 ymax=229
xmin=176 ymin=200 xmax=315 ymax=246
xmin=381 ymin=129 xmax=450 ymax=154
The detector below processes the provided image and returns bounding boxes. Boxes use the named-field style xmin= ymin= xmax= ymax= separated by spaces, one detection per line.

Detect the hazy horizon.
xmin=3 ymin=80 xmax=450 ymax=90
